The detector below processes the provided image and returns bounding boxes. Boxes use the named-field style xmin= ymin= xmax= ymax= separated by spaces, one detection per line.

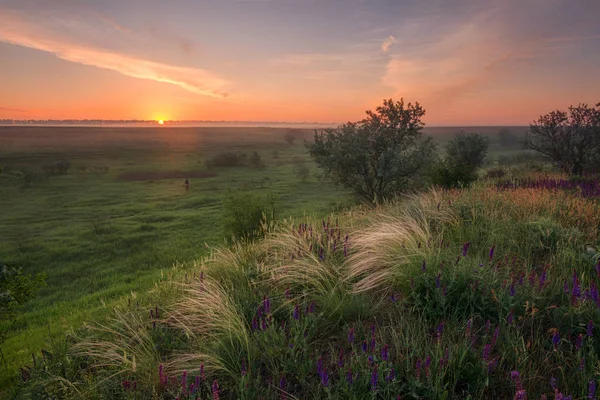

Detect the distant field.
xmin=0 ymin=125 xmax=526 ymax=389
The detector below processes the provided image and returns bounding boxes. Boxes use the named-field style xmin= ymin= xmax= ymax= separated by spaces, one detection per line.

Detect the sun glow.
xmin=157 ymin=119 xmax=164 ymax=125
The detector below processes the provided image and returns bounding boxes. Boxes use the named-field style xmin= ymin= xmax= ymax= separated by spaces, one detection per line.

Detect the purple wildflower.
xmin=440 ymin=347 xmax=450 ymax=367
xmin=321 ymin=369 xmax=329 ymax=387
xmin=580 ymin=357 xmax=586 ymax=371
xmin=487 ymin=358 xmax=498 ymax=373
xmin=361 ymin=340 xmax=367 ymax=353
xmin=182 ymin=370 xmax=188 ymax=395
xmin=482 ymin=344 xmax=491 ymax=361
xmin=370 ymin=323 xmax=376 ymax=336
xmin=491 ymin=326 xmax=500 ymax=347
xmin=552 ymin=332 xmax=560 ymax=350
xmin=576 ymin=334 xmax=583 ymax=350
xmin=159 ymin=364 xmax=166 ymax=386
xmin=436 ymin=322 xmax=444 ymax=340
xmin=564 ymin=280 xmax=570 ymax=294
xmin=241 ymin=358 xmax=247 ymax=376
xmin=285 ymin=287 xmax=291 ymax=299
xmin=513 ymin=389 xmax=527 ymax=400
xmin=489 ymin=245 xmax=495 ymax=261
xmin=337 ymin=349 xmax=344 ymax=368
xmin=436 ymin=273 xmax=441 ymax=288
xmin=263 ymin=296 xmax=271 ymax=314
xmin=422 ymin=260 xmax=427 ymax=272
xmin=200 ymin=364 xmax=205 ymax=380
xmin=415 ymin=359 xmax=422 ymax=380
xmin=511 ymin=371 xmax=523 ymax=390
xmin=462 ymin=242 xmax=471 ymax=257
xmin=539 ymin=268 xmax=548 ymax=289
xmin=381 ymin=344 xmax=389 ymax=361
xmin=279 ymin=375 xmax=286 ymax=391
xmin=348 ymin=327 xmax=355 ymax=343
xmin=588 ymin=320 xmax=594 ymax=337
xmin=507 ymin=310 xmax=514 ymax=325
xmin=589 ymin=380 xmax=597 ymax=399
xmin=368 ymin=355 xmax=374 ymax=365
xmin=550 ymin=377 xmax=557 ymax=390
xmin=485 ymin=320 xmax=491 ymax=332
xmin=212 ymin=380 xmax=219 ymax=400
xmin=386 ymin=367 xmax=396 ymax=382
xmin=370 ymin=367 xmax=378 ymax=391
xmin=346 ymin=369 xmax=353 ymax=385
xmin=293 ymin=304 xmax=300 ymax=321
xmin=509 ymin=282 xmax=516 ymax=297
xmin=317 ymin=356 xmax=323 ymax=376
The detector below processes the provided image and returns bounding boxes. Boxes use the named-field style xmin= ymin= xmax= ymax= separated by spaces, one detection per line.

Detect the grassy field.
xmin=0 ymin=125 xmax=532 ymax=394
xmin=0 ymin=126 xmax=356 ymax=390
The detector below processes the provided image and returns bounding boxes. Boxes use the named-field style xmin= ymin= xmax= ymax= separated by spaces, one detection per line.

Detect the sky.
xmin=0 ymin=0 xmax=599 ymax=126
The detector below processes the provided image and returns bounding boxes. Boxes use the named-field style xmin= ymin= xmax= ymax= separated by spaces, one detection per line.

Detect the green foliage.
xmin=307 ymin=98 xmax=435 ymax=204
xmin=292 ymin=157 xmax=310 ymax=182
xmin=429 ymin=133 xmax=489 ymax=188
xmin=0 ymin=263 xmax=46 ymax=342
xmin=222 ymin=190 xmax=277 ymax=241
xmin=205 ymin=151 xmax=244 ymax=168
xmin=525 ymin=102 xmax=600 ymax=175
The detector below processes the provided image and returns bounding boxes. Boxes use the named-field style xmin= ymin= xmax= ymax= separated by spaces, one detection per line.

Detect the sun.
xmin=157 ymin=120 xmax=164 ymax=125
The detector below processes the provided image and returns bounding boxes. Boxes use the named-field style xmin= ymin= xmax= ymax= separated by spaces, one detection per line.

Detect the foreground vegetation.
xmin=10 ymin=174 xmax=600 ymax=399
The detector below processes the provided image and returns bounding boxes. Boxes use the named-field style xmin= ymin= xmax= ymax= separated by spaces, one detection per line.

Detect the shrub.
xmin=0 ymin=262 xmax=46 ymax=343
xmin=249 ymin=151 xmax=265 ymax=169
xmin=308 ymin=98 xmax=435 ymax=204
xmin=42 ymin=160 xmax=70 ymax=175
xmin=486 ymin=168 xmax=506 ymax=179
xmin=292 ymin=157 xmax=310 ymax=182
xmin=205 ymin=152 xmax=243 ymax=168
xmin=222 ymin=190 xmax=277 ymax=241
xmin=429 ymin=133 xmax=489 ymax=189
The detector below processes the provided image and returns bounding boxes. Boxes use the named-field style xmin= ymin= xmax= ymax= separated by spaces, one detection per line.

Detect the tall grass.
xmin=15 ymin=181 xmax=600 ymax=399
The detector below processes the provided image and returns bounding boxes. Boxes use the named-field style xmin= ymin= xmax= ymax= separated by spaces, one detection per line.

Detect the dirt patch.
xmin=118 ymin=170 xmax=218 ymax=181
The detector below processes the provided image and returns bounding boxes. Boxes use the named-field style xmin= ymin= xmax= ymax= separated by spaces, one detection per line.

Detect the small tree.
xmin=307 ymin=98 xmax=435 ymax=204
xmin=525 ymin=102 xmax=600 ymax=175
xmin=292 ymin=157 xmax=310 ymax=182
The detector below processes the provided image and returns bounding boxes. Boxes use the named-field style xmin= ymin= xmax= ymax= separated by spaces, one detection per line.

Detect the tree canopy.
xmin=525 ymin=103 xmax=600 ymax=175
xmin=307 ymin=99 xmax=435 ymax=204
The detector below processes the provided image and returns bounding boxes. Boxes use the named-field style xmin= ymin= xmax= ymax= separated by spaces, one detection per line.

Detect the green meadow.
xmin=0 ymin=125 xmax=535 ymax=395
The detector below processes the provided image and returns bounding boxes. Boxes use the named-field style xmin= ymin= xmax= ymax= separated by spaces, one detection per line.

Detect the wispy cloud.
xmin=0 ymin=106 xmax=28 ymax=113
xmin=381 ymin=1 xmax=600 ymax=110
xmin=381 ymin=35 xmax=396 ymax=52
xmin=0 ymin=10 xmax=230 ymax=97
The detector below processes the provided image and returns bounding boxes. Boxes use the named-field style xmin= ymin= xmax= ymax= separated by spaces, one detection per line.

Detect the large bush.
xmin=429 ymin=133 xmax=489 ymax=188
xmin=307 ymin=98 xmax=435 ymax=204
xmin=525 ymin=102 xmax=600 ymax=175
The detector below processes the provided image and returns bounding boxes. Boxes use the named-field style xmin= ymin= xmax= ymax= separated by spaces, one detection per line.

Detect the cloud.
xmin=380 ymin=35 xmax=396 ymax=52
xmin=0 ymin=10 xmax=230 ymax=98
xmin=0 ymin=106 xmax=28 ymax=113
xmin=381 ymin=1 xmax=600 ymax=110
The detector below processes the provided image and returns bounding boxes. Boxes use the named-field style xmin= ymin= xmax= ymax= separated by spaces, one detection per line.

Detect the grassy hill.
xmin=10 ymin=175 xmax=600 ymax=399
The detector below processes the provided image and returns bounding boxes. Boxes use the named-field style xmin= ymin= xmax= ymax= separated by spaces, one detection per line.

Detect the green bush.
xmin=222 ymin=190 xmax=277 ymax=241
xmin=292 ymin=157 xmax=310 ymax=182
xmin=205 ymin=152 xmax=244 ymax=168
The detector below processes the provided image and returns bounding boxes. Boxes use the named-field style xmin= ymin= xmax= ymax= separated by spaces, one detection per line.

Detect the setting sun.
xmin=157 ymin=120 xmax=164 ymax=125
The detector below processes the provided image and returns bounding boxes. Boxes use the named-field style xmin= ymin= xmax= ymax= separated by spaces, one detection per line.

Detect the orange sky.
xmin=1 ymin=0 xmax=599 ymax=125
